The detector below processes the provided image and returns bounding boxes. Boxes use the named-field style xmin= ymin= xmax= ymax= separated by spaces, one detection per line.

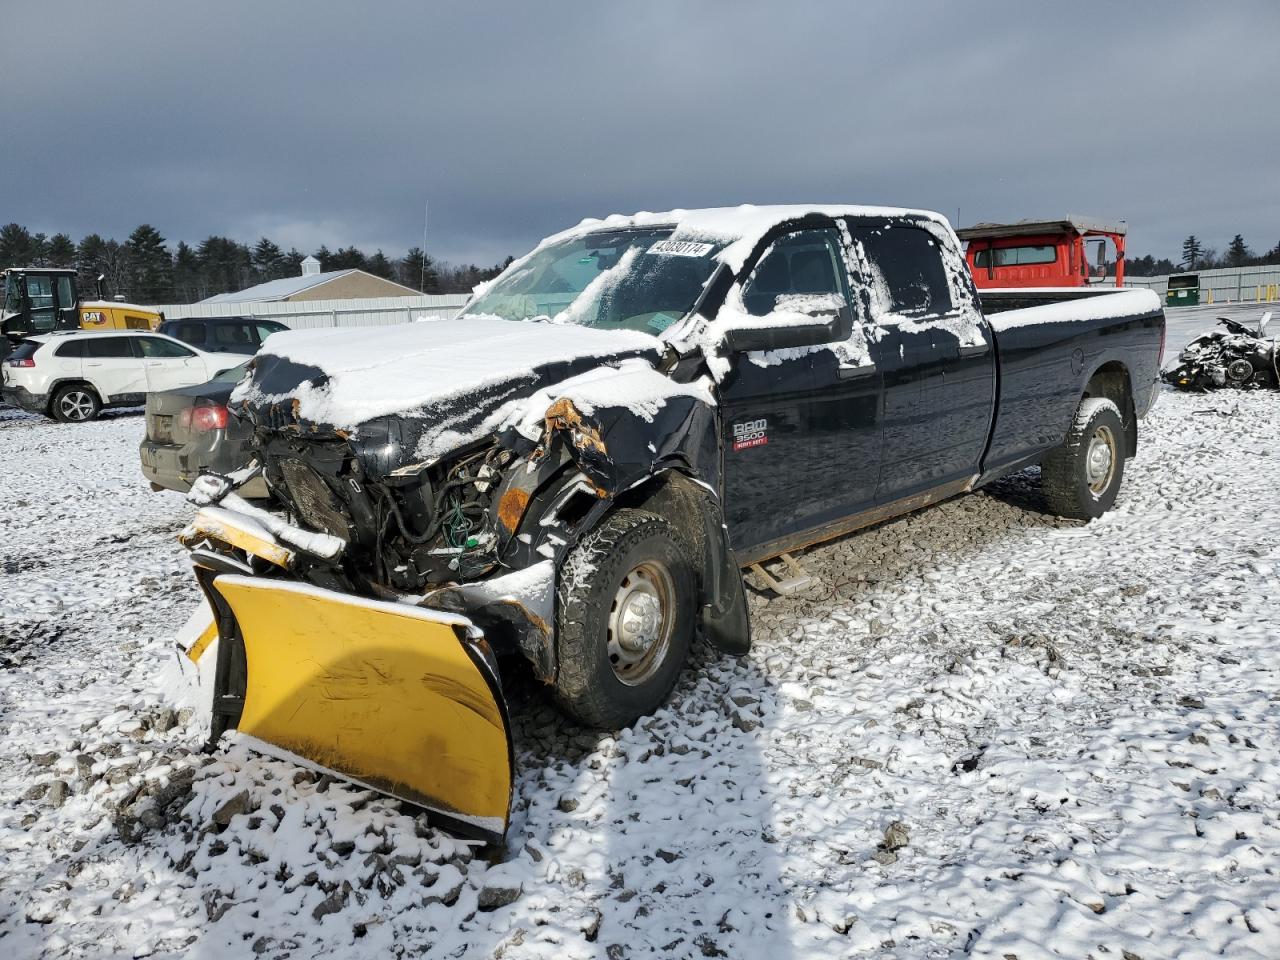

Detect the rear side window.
xmin=213 ymin=323 xmax=255 ymax=347
xmin=9 ymin=341 xmax=41 ymax=361
xmin=83 ymin=337 xmax=134 ymax=359
xmin=973 ymin=245 xmax=1057 ymax=268
xmin=138 ymin=337 xmax=196 ymax=358
xmin=853 ymin=223 xmax=954 ymax=315
xmin=53 ymin=339 xmax=87 ymax=358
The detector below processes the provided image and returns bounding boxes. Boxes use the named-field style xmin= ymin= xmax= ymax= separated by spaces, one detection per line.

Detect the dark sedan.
xmin=139 ymin=363 xmax=267 ymax=497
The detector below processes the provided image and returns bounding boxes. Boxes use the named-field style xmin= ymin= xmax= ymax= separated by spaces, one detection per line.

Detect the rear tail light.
xmin=179 ymin=404 xmax=230 ymax=432
xmin=7 ymin=358 xmax=35 ymax=368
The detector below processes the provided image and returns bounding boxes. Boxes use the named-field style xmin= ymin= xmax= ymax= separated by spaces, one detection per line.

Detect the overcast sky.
xmin=4 ymin=1 xmax=1277 ymax=266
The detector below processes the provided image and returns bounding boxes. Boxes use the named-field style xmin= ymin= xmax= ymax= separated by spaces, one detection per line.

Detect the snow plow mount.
xmin=180 ymin=506 xmax=514 ymax=843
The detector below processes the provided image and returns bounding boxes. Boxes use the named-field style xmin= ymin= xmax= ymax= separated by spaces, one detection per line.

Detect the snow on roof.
xmin=494 ymin=204 xmax=953 ymax=282
xmin=202 ymin=269 xmax=362 ymax=304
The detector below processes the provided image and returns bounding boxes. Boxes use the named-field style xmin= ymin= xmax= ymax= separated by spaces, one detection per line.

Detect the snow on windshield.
xmin=464 ymin=229 xmax=722 ymax=336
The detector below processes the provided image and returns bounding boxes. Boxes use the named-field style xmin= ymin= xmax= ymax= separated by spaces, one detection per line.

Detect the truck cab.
xmin=957 ymin=217 xmax=1127 ymax=289
xmin=1 ymin=267 xmax=79 ymax=341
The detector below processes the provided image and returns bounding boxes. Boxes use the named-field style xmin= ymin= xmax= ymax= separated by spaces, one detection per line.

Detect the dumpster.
xmin=1167 ymin=273 xmax=1200 ymax=307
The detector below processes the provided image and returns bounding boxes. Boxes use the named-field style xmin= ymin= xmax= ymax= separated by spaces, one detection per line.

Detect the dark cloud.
xmin=4 ymin=1 xmax=1277 ymax=264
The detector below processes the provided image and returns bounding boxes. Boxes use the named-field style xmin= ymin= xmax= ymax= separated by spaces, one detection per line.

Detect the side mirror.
xmin=723 ymin=304 xmax=853 ymax=354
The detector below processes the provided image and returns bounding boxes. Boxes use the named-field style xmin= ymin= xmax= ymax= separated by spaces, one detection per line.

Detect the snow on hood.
xmin=233 ymin=317 xmax=663 ymax=441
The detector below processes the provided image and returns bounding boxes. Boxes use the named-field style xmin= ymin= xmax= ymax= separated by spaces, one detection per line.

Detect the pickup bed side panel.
xmin=984 ymin=305 xmax=1164 ymax=473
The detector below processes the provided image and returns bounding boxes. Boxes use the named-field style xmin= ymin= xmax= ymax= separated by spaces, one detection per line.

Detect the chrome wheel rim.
xmin=59 ymin=391 xmax=95 ymax=421
xmin=606 ymin=559 xmax=674 ymax=686
xmin=1085 ymin=425 xmax=1116 ymax=496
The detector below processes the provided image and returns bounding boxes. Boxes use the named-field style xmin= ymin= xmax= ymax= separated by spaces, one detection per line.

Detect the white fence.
xmin=1125 ymin=265 xmax=1280 ymax=304
xmin=150 ymin=294 xmax=471 ymax=330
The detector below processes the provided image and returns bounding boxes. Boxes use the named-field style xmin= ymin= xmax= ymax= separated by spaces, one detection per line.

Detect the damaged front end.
xmin=175 ymin=340 xmax=744 ymax=841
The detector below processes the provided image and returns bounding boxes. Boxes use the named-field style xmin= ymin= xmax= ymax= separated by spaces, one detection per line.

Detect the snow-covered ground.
xmin=2 ymin=388 xmax=1278 ymax=959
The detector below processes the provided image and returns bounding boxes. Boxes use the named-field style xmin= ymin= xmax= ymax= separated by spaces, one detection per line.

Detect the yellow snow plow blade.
xmin=210 ymin=575 xmax=512 ymax=841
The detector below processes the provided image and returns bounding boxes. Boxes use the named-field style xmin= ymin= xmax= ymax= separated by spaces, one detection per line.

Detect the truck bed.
xmin=977 ymin=287 xmax=1165 ymax=480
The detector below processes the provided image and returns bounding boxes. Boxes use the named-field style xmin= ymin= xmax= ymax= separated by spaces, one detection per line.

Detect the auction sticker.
xmin=647 ymin=239 xmax=714 ymax=257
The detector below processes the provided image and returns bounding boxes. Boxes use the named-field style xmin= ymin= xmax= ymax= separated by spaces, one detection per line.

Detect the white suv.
xmin=1 ymin=331 xmax=236 ymax=422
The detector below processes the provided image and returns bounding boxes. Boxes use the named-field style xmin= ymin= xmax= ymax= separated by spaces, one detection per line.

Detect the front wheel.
xmin=50 ymin=384 xmax=102 ymax=423
xmin=1040 ymin=397 xmax=1126 ymax=520
xmin=553 ymin=509 xmax=696 ymax=729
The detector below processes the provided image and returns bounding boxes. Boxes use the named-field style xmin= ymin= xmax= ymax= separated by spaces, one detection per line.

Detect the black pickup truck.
xmin=181 ymin=205 xmax=1164 ymax=837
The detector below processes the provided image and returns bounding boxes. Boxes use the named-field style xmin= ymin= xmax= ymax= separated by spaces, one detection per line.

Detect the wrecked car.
xmin=1162 ymin=312 xmax=1277 ymax=391
xmin=176 ymin=205 xmax=1165 ymax=841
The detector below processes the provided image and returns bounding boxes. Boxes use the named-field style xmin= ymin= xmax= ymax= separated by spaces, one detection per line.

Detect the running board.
xmin=749 ymin=553 xmax=815 ymax=596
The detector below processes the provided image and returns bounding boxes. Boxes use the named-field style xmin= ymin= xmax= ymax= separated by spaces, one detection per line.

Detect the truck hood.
xmin=234 ymin=317 xmax=665 ymax=464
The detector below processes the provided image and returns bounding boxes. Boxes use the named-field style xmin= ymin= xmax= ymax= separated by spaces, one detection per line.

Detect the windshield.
xmin=463 ymin=228 xmax=723 ymax=335
xmin=214 ymin=362 xmax=250 ymax=383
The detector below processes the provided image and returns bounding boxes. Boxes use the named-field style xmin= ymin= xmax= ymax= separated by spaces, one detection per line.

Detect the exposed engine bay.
xmin=1163 ymin=313 xmax=1278 ymax=391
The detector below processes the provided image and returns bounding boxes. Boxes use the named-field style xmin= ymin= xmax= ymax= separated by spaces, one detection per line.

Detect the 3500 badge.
xmin=732 ymin=418 xmax=768 ymax=451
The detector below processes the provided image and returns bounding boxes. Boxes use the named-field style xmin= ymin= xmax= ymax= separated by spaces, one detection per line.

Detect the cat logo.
xmin=732 ymin=418 xmax=768 ymax=451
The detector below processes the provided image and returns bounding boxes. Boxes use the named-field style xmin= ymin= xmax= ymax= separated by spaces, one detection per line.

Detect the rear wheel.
xmin=554 ymin=509 xmax=696 ymax=729
xmin=50 ymin=385 xmax=101 ymax=423
xmin=1041 ymin=397 xmax=1126 ymax=520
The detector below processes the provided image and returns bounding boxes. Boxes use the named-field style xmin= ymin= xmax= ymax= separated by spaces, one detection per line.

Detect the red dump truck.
xmin=957 ymin=216 xmax=1126 ymax=289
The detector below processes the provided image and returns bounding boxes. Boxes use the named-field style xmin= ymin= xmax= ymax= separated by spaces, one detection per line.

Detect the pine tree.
xmin=366 ymin=250 xmax=393 ymax=279
xmin=173 ymin=241 xmax=200 ymax=302
xmin=46 ymin=233 xmax=77 ymax=267
xmin=0 ymin=223 xmax=40 ymax=266
xmin=251 ymin=237 xmax=286 ymax=280
xmin=125 ymin=224 xmax=174 ymax=303
xmin=283 ymin=248 xmax=305 ymax=277
xmin=76 ymin=234 xmax=109 ymax=296
xmin=1181 ymin=235 xmax=1202 ymax=270
xmin=398 ymin=247 xmax=438 ymax=291
xmin=1226 ymin=234 xmax=1251 ymax=267
xmin=313 ymin=246 xmax=333 ymax=272
xmin=328 ymin=246 xmax=367 ymax=271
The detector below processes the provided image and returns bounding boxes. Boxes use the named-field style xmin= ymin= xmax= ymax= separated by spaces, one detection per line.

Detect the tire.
xmin=50 ymin=384 xmax=102 ymax=423
xmin=1041 ymin=397 xmax=1126 ymax=520
xmin=554 ymin=508 xmax=697 ymax=729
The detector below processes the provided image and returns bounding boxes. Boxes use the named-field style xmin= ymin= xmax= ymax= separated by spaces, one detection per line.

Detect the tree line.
xmin=1126 ymin=234 xmax=1280 ymax=276
xmin=0 ymin=222 xmax=512 ymax=303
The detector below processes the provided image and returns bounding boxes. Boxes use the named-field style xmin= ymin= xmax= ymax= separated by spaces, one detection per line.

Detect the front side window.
xmin=26 ymin=276 xmax=54 ymax=311
xmin=84 ymin=337 xmax=134 ymax=359
xmin=463 ymin=228 xmax=724 ymax=335
xmin=741 ymin=229 xmax=847 ymax=317
xmin=138 ymin=336 xmax=196 ymax=358
xmin=56 ymin=277 xmax=75 ymax=309
xmin=852 ymin=223 xmax=953 ymax=315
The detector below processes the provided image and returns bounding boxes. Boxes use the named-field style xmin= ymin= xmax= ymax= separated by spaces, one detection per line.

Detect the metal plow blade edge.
xmin=208 ymin=575 xmax=513 ymax=843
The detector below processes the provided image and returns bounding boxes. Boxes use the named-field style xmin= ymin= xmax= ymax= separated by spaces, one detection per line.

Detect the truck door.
xmin=24 ymin=275 xmax=58 ymax=334
xmin=717 ymin=227 xmax=883 ymax=555
xmin=848 ymin=219 xmax=995 ymax=502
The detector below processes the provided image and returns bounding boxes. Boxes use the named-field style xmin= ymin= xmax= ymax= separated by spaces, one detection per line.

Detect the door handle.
xmin=85 ymin=362 xmax=103 ymax=368
xmin=957 ymin=344 xmax=990 ymax=358
xmin=837 ymin=363 xmax=876 ymax=380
